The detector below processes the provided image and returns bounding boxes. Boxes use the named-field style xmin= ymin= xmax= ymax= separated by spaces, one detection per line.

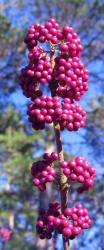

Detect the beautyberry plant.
xmin=19 ymin=18 xmax=95 ymax=250
xmin=0 ymin=228 xmax=10 ymax=242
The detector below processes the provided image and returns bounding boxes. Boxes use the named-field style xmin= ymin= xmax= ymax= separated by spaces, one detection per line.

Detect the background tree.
xmin=0 ymin=105 xmax=44 ymax=249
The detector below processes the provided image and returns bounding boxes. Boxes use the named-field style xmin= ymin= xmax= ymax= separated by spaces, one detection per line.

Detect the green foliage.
xmin=0 ymin=105 xmax=44 ymax=248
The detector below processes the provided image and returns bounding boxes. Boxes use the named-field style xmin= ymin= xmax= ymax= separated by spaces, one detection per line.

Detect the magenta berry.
xmin=62 ymin=227 xmax=72 ymax=238
xmin=60 ymin=161 xmax=68 ymax=168
xmin=51 ymin=152 xmax=58 ymax=161
xmin=33 ymin=178 xmax=40 ymax=186
xmin=63 ymin=168 xmax=71 ymax=175
xmin=54 ymin=217 xmax=61 ymax=227
xmin=64 ymin=208 xmax=72 ymax=217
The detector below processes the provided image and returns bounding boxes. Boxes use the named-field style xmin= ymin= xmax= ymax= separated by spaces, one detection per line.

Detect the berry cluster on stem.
xmin=19 ymin=18 xmax=95 ymax=250
xmin=36 ymin=202 xmax=91 ymax=240
xmin=60 ymin=156 xmax=95 ymax=193
xmin=31 ymin=152 xmax=58 ymax=191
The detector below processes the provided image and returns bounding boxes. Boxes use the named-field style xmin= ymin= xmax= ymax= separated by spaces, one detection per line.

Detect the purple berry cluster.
xmin=60 ymin=156 xmax=95 ymax=192
xmin=60 ymin=98 xmax=86 ymax=131
xmin=36 ymin=202 xmax=60 ymax=239
xmin=19 ymin=55 xmax=52 ymax=99
xmin=36 ymin=202 xmax=91 ymax=240
xmin=27 ymin=96 xmax=61 ymax=130
xmin=54 ymin=204 xmax=91 ymax=238
xmin=27 ymin=96 xmax=86 ymax=131
xmin=0 ymin=228 xmax=10 ymax=242
xmin=54 ymin=54 xmax=88 ymax=101
xmin=28 ymin=46 xmax=43 ymax=60
xmin=31 ymin=152 xmax=58 ymax=191
xmin=24 ymin=18 xmax=82 ymax=54
xmin=19 ymin=18 xmax=88 ymax=103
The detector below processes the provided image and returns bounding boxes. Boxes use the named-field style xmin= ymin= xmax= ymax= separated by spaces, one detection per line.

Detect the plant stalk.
xmin=49 ymin=85 xmax=70 ymax=250
xmin=50 ymin=45 xmax=70 ymax=250
xmin=54 ymin=122 xmax=70 ymax=250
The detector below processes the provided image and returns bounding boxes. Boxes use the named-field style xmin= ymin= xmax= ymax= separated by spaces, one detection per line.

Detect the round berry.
xmin=64 ymin=208 xmax=72 ymax=217
xmin=62 ymin=227 xmax=72 ymax=238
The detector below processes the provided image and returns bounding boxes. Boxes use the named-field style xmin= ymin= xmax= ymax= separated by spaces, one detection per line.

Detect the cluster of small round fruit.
xmin=27 ymin=96 xmax=86 ymax=131
xmin=36 ymin=202 xmax=91 ymax=240
xmin=28 ymin=46 xmax=43 ymax=60
xmin=0 ymin=228 xmax=10 ymax=242
xmin=19 ymin=18 xmax=88 ymax=103
xmin=31 ymin=152 xmax=58 ymax=191
xmin=19 ymin=55 xmax=52 ymax=99
xmin=60 ymin=98 xmax=86 ymax=131
xmin=54 ymin=54 xmax=88 ymax=101
xmin=19 ymin=54 xmax=88 ymax=103
xmin=54 ymin=203 xmax=91 ymax=238
xmin=36 ymin=202 xmax=61 ymax=239
xmin=24 ymin=18 xmax=82 ymax=57
xmin=27 ymin=95 xmax=61 ymax=130
xmin=60 ymin=156 xmax=95 ymax=192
